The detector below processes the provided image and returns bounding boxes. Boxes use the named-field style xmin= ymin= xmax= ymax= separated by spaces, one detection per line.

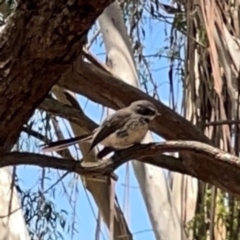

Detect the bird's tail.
xmin=41 ymin=133 xmax=92 ymax=152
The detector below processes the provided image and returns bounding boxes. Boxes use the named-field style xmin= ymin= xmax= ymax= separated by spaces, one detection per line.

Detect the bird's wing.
xmin=89 ymin=109 xmax=132 ymax=151
xmin=41 ymin=133 xmax=92 ymax=152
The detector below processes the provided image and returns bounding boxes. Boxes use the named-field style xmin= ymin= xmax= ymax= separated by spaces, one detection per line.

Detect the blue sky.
xmin=17 ymin=3 xmax=183 ymax=240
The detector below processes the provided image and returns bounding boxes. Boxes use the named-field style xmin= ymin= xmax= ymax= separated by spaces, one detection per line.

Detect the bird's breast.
xmin=102 ymin=118 xmax=149 ymax=149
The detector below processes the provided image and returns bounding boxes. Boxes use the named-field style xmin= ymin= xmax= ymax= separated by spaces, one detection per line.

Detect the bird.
xmin=41 ymin=100 xmax=160 ymax=154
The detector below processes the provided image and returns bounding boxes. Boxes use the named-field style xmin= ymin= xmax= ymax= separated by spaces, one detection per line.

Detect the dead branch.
xmin=2 ymin=141 xmax=240 ymax=197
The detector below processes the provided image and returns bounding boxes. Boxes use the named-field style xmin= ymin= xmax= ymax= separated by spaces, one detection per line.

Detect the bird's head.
xmin=129 ymin=100 xmax=160 ymax=121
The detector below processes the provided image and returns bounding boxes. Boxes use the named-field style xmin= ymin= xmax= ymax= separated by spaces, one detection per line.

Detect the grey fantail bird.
xmin=41 ymin=100 xmax=160 ymax=153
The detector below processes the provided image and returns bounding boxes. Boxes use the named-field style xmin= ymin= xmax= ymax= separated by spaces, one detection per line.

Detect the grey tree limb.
xmin=1 ymin=141 xmax=240 ymax=197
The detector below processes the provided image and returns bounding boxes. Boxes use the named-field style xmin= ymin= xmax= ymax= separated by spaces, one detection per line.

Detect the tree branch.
xmin=59 ymin=60 xmax=212 ymax=144
xmin=2 ymin=141 xmax=240 ymax=197
xmin=40 ymin=98 xmax=97 ymax=132
xmin=0 ymin=0 xmax=113 ymax=149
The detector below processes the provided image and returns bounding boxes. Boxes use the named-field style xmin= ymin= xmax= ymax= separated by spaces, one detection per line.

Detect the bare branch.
xmin=40 ymin=98 xmax=98 ymax=132
xmin=22 ymin=126 xmax=47 ymax=142
xmin=204 ymin=119 xmax=240 ymax=126
xmin=2 ymin=141 xmax=240 ymax=197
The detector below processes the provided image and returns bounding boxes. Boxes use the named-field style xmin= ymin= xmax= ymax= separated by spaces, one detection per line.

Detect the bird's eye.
xmin=136 ymin=105 xmax=156 ymax=116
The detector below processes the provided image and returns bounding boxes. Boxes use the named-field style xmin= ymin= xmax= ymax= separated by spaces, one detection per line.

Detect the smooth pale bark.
xmin=98 ymin=2 xmax=186 ymax=239
xmin=0 ymin=168 xmax=30 ymax=240
xmin=172 ymin=174 xmax=198 ymax=225
xmin=172 ymin=43 xmax=198 ymax=230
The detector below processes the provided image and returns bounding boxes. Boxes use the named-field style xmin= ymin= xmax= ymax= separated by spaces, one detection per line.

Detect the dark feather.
xmin=41 ymin=133 xmax=91 ymax=152
xmin=89 ymin=109 xmax=132 ymax=151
